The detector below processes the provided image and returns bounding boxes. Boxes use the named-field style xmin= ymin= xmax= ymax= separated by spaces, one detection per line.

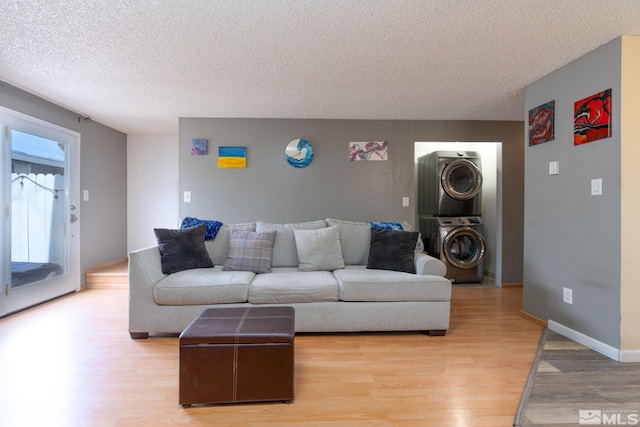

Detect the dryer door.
xmin=443 ymin=226 xmax=486 ymax=269
xmin=441 ymin=159 xmax=482 ymax=200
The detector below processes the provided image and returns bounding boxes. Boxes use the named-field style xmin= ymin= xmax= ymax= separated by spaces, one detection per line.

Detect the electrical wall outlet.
xmin=563 ymin=287 xmax=573 ymax=304
xmin=402 ymin=197 xmax=409 ymax=207
xmin=549 ymin=161 xmax=559 ymax=175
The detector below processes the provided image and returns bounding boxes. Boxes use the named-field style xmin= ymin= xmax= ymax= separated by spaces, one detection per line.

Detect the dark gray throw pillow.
xmin=366 ymin=228 xmax=419 ymax=274
xmin=154 ymin=224 xmax=214 ymax=274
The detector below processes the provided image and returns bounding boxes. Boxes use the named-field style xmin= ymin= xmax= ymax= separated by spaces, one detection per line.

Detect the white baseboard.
xmin=548 ymin=320 xmax=621 ymax=362
xmin=620 ymin=350 xmax=640 ymax=362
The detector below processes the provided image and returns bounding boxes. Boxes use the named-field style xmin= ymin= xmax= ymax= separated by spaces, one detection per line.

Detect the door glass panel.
xmin=10 ymin=130 xmax=66 ymax=288
xmin=444 ymin=228 xmax=486 ymax=269
xmin=447 ymin=164 xmax=475 ymax=194
xmin=448 ymin=234 xmax=478 ymax=262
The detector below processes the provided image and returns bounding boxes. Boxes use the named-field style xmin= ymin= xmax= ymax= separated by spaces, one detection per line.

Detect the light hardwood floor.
xmin=0 ymin=286 xmax=542 ymax=427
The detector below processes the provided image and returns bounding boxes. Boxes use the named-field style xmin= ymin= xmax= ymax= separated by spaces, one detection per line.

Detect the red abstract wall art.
xmin=574 ymin=89 xmax=612 ymax=145
xmin=528 ymin=101 xmax=555 ymax=146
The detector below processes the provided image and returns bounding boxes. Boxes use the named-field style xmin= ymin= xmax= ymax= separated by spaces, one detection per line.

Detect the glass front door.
xmin=1 ymin=109 xmax=80 ymax=317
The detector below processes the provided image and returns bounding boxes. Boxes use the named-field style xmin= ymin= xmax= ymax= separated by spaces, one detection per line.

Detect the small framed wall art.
xmin=528 ymin=101 xmax=555 ymax=146
xmin=574 ymin=89 xmax=612 ymax=146
xmin=191 ymin=138 xmax=208 ymax=155
xmin=218 ymin=146 xmax=247 ymax=168
xmin=350 ymin=141 xmax=388 ymax=161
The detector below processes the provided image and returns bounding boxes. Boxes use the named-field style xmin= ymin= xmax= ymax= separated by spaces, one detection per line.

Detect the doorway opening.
xmin=414 ymin=141 xmax=502 ymax=286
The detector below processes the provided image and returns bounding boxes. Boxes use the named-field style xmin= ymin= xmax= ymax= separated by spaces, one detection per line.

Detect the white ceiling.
xmin=2 ymin=1 xmax=639 ymax=135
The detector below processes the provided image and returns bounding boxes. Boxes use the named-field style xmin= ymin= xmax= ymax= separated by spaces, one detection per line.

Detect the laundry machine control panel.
xmin=438 ymin=217 xmax=482 ymax=226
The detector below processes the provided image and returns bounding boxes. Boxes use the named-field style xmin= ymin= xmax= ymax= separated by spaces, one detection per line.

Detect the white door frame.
xmin=0 ymin=106 xmax=80 ymax=317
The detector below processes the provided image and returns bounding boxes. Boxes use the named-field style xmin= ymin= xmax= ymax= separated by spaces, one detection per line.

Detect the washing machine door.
xmin=441 ymin=159 xmax=482 ymax=200
xmin=443 ymin=226 xmax=486 ymax=269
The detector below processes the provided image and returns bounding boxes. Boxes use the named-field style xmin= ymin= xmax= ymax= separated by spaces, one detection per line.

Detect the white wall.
xmin=127 ymin=135 xmax=179 ymax=252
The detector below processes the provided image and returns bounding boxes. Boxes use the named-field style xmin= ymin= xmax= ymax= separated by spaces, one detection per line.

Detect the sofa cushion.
xmin=333 ymin=266 xmax=451 ymax=302
xmin=326 ymin=218 xmax=370 ymax=265
xmin=367 ymin=228 xmax=419 ymax=274
xmin=256 ymin=220 xmax=326 ymax=267
xmin=205 ymin=223 xmax=256 ymax=265
xmin=153 ymin=224 xmax=214 ymax=274
xmin=248 ymin=269 xmax=339 ymax=303
xmin=293 ymin=225 xmax=345 ymax=271
xmin=153 ymin=267 xmax=253 ymax=305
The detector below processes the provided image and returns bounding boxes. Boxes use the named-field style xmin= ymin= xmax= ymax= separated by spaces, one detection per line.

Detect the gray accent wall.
xmin=523 ymin=38 xmax=622 ymax=347
xmin=1 ymin=82 xmax=128 ymax=281
xmin=179 ymin=118 xmax=524 ymax=284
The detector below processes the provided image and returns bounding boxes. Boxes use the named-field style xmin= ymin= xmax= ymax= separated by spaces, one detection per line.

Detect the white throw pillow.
xmin=293 ymin=225 xmax=345 ymax=271
xmin=256 ymin=220 xmax=326 ymax=267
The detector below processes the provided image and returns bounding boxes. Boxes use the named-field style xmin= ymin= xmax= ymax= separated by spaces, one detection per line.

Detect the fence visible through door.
xmin=11 ymin=173 xmax=65 ymax=287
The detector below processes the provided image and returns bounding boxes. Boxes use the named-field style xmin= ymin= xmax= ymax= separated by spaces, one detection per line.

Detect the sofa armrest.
xmin=128 ymin=246 xmax=166 ymax=336
xmin=414 ymin=252 xmax=447 ymax=277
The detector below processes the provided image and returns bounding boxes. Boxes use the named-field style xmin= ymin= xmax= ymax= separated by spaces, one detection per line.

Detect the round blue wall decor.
xmin=284 ymin=139 xmax=314 ymax=168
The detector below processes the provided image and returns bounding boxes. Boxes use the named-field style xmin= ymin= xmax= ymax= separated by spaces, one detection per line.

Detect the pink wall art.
xmin=350 ymin=141 xmax=388 ymax=161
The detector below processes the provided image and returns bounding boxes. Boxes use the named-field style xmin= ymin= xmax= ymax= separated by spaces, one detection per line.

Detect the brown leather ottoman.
xmin=179 ymin=306 xmax=295 ymax=407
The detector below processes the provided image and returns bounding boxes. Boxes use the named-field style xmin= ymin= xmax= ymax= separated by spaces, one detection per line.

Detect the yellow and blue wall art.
xmin=218 ymin=146 xmax=247 ymax=169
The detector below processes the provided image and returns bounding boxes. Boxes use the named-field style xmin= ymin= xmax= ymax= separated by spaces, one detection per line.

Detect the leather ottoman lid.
xmin=179 ymin=306 xmax=295 ymax=345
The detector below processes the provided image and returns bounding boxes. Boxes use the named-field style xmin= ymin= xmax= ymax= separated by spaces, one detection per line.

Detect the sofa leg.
xmin=130 ymin=332 xmax=149 ymax=339
xmin=422 ymin=329 xmax=447 ymax=336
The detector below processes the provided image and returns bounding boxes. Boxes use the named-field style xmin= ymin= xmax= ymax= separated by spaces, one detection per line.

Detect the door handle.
xmin=70 ymin=205 xmax=77 ymax=223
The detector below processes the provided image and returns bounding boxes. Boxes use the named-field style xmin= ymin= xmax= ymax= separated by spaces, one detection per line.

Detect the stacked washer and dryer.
xmin=417 ymin=151 xmax=487 ymax=283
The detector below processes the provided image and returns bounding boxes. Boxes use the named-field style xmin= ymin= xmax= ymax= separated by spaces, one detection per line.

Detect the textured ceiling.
xmin=1 ymin=0 xmax=639 ymax=135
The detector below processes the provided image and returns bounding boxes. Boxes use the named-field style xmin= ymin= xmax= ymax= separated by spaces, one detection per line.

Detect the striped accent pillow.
xmin=222 ymin=230 xmax=277 ymax=273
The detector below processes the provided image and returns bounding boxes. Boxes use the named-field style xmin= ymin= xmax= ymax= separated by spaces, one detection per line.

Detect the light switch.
xmin=83 ymin=190 xmax=89 ymax=201
xmin=402 ymin=197 xmax=409 ymax=207
xmin=591 ymin=179 xmax=602 ymax=196
xmin=184 ymin=191 xmax=191 ymax=203
xmin=549 ymin=161 xmax=559 ymax=175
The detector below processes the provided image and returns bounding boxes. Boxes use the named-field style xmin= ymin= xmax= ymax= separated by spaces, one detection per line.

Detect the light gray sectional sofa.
xmin=128 ymin=219 xmax=452 ymax=339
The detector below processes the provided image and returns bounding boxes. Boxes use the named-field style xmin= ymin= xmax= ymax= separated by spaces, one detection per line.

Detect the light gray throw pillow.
xmin=326 ymin=218 xmax=371 ymax=265
xmin=256 ymin=220 xmax=326 ymax=267
xmin=293 ymin=225 xmax=345 ymax=271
